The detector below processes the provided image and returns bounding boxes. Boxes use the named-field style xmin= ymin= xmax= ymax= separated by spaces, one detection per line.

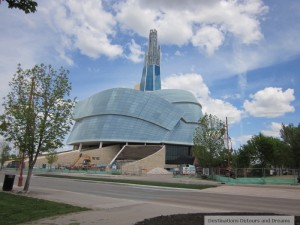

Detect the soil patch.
xmin=135 ymin=212 xmax=300 ymax=225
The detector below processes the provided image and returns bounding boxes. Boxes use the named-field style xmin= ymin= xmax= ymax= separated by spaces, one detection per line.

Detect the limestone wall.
xmin=121 ymin=145 xmax=165 ymax=175
xmin=27 ymin=145 xmax=121 ymax=168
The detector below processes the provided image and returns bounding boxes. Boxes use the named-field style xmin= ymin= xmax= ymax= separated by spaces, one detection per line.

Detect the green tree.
xmin=45 ymin=150 xmax=58 ymax=171
xmin=0 ymin=64 xmax=75 ymax=192
xmin=247 ymin=133 xmax=275 ymax=167
xmin=237 ymin=133 xmax=291 ymax=168
xmin=1 ymin=0 xmax=38 ymax=14
xmin=280 ymin=123 xmax=300 ymax=168
xmin=193 ymin=114 xmax=226 ymax=168
xmin=0 ymin=141 xmax=11 ymax=170
xmin=271 ymin=137 xmax=292 ymax=168
xmin=236 ymin=144 xmax=258 ymax=168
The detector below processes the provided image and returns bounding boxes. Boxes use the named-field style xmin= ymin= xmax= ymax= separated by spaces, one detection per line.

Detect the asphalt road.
xmin=17 ymin=174 xmax=300 ymax=216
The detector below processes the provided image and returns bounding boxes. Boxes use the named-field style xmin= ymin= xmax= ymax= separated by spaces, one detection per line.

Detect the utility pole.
xmin=224 ymin=117 xmax=231 ymax=176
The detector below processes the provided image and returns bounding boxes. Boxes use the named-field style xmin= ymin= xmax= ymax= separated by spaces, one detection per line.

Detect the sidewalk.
xmin=9 ymin=183 xmax=222 ymax=225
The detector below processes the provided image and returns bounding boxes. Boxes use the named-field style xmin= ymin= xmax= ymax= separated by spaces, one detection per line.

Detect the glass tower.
xmin=140 ymin=29 xmax=161 ymax=91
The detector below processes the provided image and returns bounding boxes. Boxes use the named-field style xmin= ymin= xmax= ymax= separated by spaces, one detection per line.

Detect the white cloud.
xmin=243 ymin=87 xmax=295 ymax=118
xmin=222 ymin=94 xmax=241 ymax=100
xmin=0 ymin=7 xmax=54 ymax=106
xmin=127 ymin=39 xmax=144 ymax=63
xmin=202 ymin=98 xmax=243 ymax=124
xmin=162 ymin=73 xmax=210 ymax=99
xmin=0 ymin=0 xmax=124 ymax=110
xmin=191 ymin=26 xmax=224 ymax=55
xmin=261 ymin=122 xmax=282 ymax=138
xmin=162 ymin=73 xmax=243 ymax=124
xmin=115 ymin=0 xmax=267 ymax=49
xmin=46 ymin=0 xmax=123 ymax=59
xmin=174 ymin=50 xmax=183 ymax=56
xmin=233 ymin=135 xmax=253 ymax=148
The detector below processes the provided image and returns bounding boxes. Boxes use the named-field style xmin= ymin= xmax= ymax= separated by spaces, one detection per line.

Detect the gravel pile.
xmin=147 ymin=167 xmax=171 ymax=175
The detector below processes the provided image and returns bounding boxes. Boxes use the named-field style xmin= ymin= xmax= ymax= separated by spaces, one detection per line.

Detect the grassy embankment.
xmin=38 ymin=174 xmax=217 ymax=189
xmin=0 ymin=192 xmax=90 ymax=225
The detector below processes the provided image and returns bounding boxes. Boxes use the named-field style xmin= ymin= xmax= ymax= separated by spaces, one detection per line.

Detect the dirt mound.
xmin=135 ymin=213 xmax=299 ymax=225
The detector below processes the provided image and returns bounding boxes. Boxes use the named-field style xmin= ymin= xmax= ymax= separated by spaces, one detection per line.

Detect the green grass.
xmin=37 ymin=174 xmax=217 ymax=190
xmin=0 ymin=192 xmax=90 ymax=225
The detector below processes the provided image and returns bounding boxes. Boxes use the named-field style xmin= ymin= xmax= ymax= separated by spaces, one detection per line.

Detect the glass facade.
xmin=67 ymin=88 xmax=203 ymax=146
xmin=140 ymin=29 xmax=161 ymax=91
xmin=165 ymin=145 xmax=194 ymax=164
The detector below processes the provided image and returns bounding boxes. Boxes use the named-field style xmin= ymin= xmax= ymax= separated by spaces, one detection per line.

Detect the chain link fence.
xmin=204 ymin=167 xmax=300 ymax=185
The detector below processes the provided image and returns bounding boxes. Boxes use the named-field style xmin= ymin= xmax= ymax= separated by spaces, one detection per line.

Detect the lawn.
xmin=37 ymin=174 xmax=217 ymax=190
xmin=0 ymin=192 xmax=90 ymax=225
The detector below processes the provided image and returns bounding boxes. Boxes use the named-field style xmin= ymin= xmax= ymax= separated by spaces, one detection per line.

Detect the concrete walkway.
xmin=1 ymin=172 xmax=300 ymax=225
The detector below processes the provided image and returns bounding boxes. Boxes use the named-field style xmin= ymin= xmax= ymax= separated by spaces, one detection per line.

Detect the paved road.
xmin=2 ymin=172 xmax=300 ymax=224
xmin=17 ymin=174 xmax=300 ymax=215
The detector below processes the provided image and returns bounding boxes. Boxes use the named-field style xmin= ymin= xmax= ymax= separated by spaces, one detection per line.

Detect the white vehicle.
xmin=180 ymin=164 xmax=196 ymax=175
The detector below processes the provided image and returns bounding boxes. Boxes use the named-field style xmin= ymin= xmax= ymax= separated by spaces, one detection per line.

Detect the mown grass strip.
xmin=37 ymin=174 xmax=217 ymax=189
xmin=0 ymin=192 xmax=90 ymax=225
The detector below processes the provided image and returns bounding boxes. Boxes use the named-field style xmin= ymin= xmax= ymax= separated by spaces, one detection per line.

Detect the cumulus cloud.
xmin=45 ymin=0 xmax=123 ymax=59
xmin=127 ymin=39 xmax=144 ymax=63
xmin=191 ymin=26 xmax=224 ymax=56
xmin=202 ymin=98 xmax=243 ymax=124
xmin=233 ymin=134 xmax=253 ymax=148
xmin=0 ymin=0 xmax=125 ymax=111
xmin=115 ymin=0 xmax=267 ymax=54
xmin=261 ymin=122 xmax=282 ymax=138
xmin=162 ymin=73 xmax=243 ymax=124
xmin=243 ymin=87 xmax=295 ymax=118
xmin=162 ymin=73 xmax=210 ymax=99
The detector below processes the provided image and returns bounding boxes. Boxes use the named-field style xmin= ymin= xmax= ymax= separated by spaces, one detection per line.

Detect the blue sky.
xmin=0 ymin=0 xmax=299 ymax=149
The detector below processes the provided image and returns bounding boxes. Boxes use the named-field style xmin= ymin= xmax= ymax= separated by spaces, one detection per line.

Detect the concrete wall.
xmin=121 ymin=146 xmax=165 ymax=175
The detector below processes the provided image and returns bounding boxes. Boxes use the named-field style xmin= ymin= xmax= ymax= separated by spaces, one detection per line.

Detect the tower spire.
xmin=140 ymin=29 xmax=161 ymax=91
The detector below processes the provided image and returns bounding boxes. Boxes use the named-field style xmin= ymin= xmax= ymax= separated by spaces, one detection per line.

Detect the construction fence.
xmin=1 ymin=167 xmax=122 ymax=175
xmin=202 ymin=167 xmax=300 ymax=185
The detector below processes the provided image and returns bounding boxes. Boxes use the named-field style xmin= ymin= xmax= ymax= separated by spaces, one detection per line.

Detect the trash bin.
xmin=2 ymin=174 xmax=16 ymax=191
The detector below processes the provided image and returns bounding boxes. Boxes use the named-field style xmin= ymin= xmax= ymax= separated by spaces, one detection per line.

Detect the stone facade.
xmin=121 ymin=146 xmax=165 ymax=175
xmin=26 ymin=145 xmax=121 ymax=168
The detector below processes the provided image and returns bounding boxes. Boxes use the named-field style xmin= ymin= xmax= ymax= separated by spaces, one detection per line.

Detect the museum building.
xmin=66 ymin=29 xmax=203 ymax=170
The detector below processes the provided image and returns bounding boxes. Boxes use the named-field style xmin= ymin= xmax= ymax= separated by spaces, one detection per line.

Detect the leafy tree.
xmin=0 ymin=141 xmax=11 ymax=170
xmin=235 ymin=146 xmax=256 ymax=168
xmin=45 ymin=150 xmax=58 ymax=171
xmin=280 ymin=123 xmax=300 ymax=168
xmin=271 ymin=137 xmax=292 ymax=168
xmin=0 ymin=64 xmax=75 ymax=192
xmin=193 ymin=114 xmax=226 ymax=168
xmin=10 ymin=153 xmax=19 ymax=161
xmin=237 ymin=133 xmax=291 ymax=168
xmin=1 ymin=0 xmax=38 ymax=14
xmin=246 ymin=133 xmax=275 ymax=167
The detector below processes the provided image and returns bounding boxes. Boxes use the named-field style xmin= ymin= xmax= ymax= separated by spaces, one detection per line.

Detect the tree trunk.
xmin=23 ymin=166 xmax=33 ymax=192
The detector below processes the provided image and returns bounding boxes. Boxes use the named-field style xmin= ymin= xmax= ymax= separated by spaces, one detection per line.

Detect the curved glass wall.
xmin=67 ymin=88 xmax=203 ymax=146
